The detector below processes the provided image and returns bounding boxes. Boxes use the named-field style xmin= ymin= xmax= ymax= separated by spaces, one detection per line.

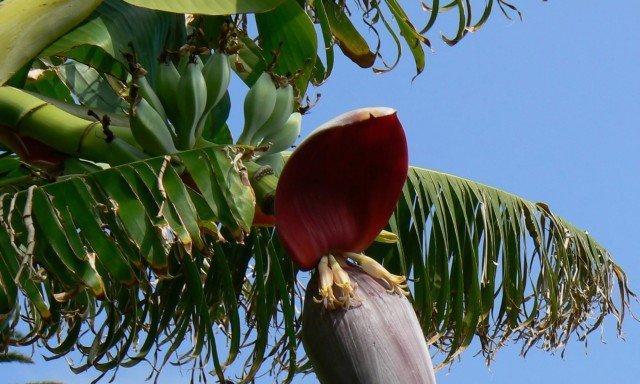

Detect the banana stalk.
xmin=228 ymin=35 xmax=267 ymax=84
xmin=0 ymin=86 xmax=145 ymax=165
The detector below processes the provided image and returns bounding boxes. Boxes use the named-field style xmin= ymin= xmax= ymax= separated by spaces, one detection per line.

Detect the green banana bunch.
xmin=237 ymin=72 xmax=277 ymax=145
xmin=176 ymin=61 xmax=208 ymax=150
xmin=155 ymin=60 xmax=181 ymax=129
xmin=250 ymin=83 xmax=294 ymax=146
xmin=195 ymin=52 xmax=231 ymax=139
xmin=129 ymin=96 xmax=177 ymax=156
xmin=260 ymin=112 xmax=302 ymax=155
xmin=128 ymin=51 xmax=275 ymax=153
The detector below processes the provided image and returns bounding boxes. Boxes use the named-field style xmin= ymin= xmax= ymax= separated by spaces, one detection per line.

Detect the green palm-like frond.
xmin=0 ymin=145 xmax=260 ymax=382
xmin=267 ymin=0 xmax=528 ymax=81
xmin=0 ymin=154 xmax=631 ymax=381
xmin=367 ymin=167 xmax=633 ymax=369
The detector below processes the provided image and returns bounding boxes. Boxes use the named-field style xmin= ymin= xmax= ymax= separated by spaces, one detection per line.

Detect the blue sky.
xmin=2 ymin=1 xmax=639 ymax=383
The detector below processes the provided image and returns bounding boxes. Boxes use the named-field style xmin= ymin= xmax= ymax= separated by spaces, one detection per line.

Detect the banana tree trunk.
xmin=302 ymin=266 xmax=437 ymax=384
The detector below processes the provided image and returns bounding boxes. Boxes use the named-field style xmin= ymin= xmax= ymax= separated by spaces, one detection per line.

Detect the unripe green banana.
xmin=202 ymin=52 xmax=231 ymax=111
xmin=194 ymin=52 xmax=231 ymax=139
xmin=177 ymin=53 xmax=189 ymax=75
xmin=195 ymin=55 xmax=205 ymax=72
xmin=198 ymin=91 xmax=231 ymax=144
xmin=135 ymin=75 xmax=167 ymax=122
xmin=155 ymin=61 xmax=181 ymax=127
xmin=250 ymin=83 xmax=294 ymax=145
xmin=237 ymin=72 xmax=277 ymax=145
xmin=130 ymin=97 xmax=177 ymax=156
xmin=176 ymin=62 xmax=208 ymax=150
xmin=260 ymin=112 xmax=301 ymax=155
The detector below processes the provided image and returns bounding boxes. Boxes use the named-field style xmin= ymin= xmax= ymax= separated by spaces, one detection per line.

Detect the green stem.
xmin=230 ymin=37 xmax=265 ymax=87
xmin=0 ymin=86 xmax=144 ymax=165
xmin=245 ymin=161 xmax=278 ymax=215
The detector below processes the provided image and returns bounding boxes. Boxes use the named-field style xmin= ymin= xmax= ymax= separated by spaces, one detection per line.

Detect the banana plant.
xmin=0 ymin=86 xmax=631 ymax=382
xmin=0 ymin=1 xmax=634 ymax=383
